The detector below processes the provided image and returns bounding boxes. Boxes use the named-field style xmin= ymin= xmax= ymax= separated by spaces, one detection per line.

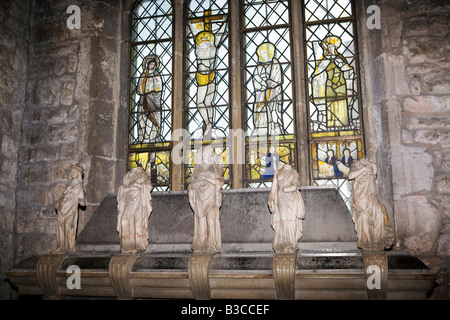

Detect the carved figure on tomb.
xmin=268 ymin=164 xmax=306 ymax=253
xmin=188 ymin=145 xmax=224 ymax=253
xmin=349 ymin=159 xmax=394 ymax=251
xmin=52 ymin=163 xmax=86 ymax=254
xmin=136 ymin=54 xmax=163 ymax=142
xmin=117 ymin=166 xmax=153 ymax=253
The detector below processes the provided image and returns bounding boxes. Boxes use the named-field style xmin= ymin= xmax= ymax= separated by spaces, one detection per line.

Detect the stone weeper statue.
xmin=117 ymin=166 xmax=153 ymax=253
xmin=188 ymin=145 xmax=224 ymax=254
xmin=268 ymin=164 xmax=306 ymax=253
xmin=52 ymin=163 xmax=86 ymax=254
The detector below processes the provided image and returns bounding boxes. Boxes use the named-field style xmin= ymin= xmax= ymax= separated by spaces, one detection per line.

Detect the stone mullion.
xmin=170 ymin=0 xmax=185 ymax=191
xmin=291 ymin=0 xmax=310 ymax=186
xmin=229 ymin=0 xmax=244 ymax=189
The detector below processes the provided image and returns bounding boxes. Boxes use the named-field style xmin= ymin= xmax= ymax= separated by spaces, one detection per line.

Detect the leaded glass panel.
xmin=243 ymin=0 xmax=296 ymax=186
xmin=303 ymin=0 xmax=365 ymax=208
xmin=185 ymin=0 xmax=229 ymax=141
xmin=128 ymin=0 xmax=173 ymax=190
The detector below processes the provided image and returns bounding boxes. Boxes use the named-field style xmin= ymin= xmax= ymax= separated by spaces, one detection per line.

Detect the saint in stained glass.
xmin=252 ymin=42 xmax=284 ymax=136
xmin=187 ymin=10 xmax=228 ymax=139
xmin=310 ymin=36 xmax=355 ymax=129
xmin=136 ymin=54 xmax=163 ymax=142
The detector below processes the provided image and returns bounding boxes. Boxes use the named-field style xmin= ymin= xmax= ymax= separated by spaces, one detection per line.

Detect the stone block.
xmin=0 ymin=109 xmax=12 ymax=133
xmin=0 ymin=156 xmax=18 ymax=186
xmin=53 ymin=57 xmax=67 ymax=76
xmin=82 ymin=2 xmax=120 ymax=39
xmin=391 ymin=145 xmax=433 ymax=198
xmin=86 ymin=100 xmax=115 ymax=158
xmin=404 ymin=36 xmax=446 ymax=64
xmin=413 ymin=130 xmax=450 ymax=148
xmin=67 ymin=54 xmax=78 ymax=73
xmin=20 ymin=163 xmax=51 ymax=185
xmin=405 ymin=116 xmax=450 ymax=131
xmin=437 ymin=234 xmax=450 ymax=256
xmin=1 ymin=133 xmax=19 ymax=157
xmin=22 ymin=125 xmax=46 ymax=146
xmin=60 ymin=81 xmax=75 ymax=106
xmin=395 ymin=195 xmax=440 ymax=256
xmin=15 ymin=234 xmax=56 ymax=260
xmin=16 ymin=186 xmax=51 ymax=207
xmin=436 ymin=175 xmax=450 ymax=194
xmin=47 ymin=123 xmax=79 ymax=144
xmin=382 ymin=53 xmax=410 ymax=97
xmin=403 ymin=95 xmax=450 ymax=114
xmin=88 ymin=36 xmax=118 ymax=100
xmin=15 ymin=210 xmax=56 ymax=235
xmin=422 ymin=71 xmax=450 ymax=95
xmin=33 ymin=78 xmax=61 ymax=106
xmin=20 ymin=144 xmax=60 ymax=163
xmin=85 ymin=156 xmax=116 ymax=203
xmin=33 ymin=21 xmax=66 ymax=43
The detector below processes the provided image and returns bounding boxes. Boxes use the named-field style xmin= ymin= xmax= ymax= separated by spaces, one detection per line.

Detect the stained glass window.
xmin=243 ymin=0 xmax=296 ymax=188
xmin=184 ymin=0 xmax=230 ymax=187
xmin=127 ymin=0 xmax=366 ymax=198
xmin=128 ymin=0 xmax=173 ymax=191
xmin=303 ymin=0 xmax=365 ymax=207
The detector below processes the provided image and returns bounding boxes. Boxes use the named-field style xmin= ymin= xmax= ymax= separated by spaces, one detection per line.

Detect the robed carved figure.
xmin=117 ymin=166 xmax=153 ymax=253
xmin=53 ymin=163 xmax=86 ymax=254
xmin=268 ymin=164 xmax=306 ymax=253
xmin=349 ymin=159 xmax=394 ymax=251
xmin=188 ymin=145 xmax=224 ymax=253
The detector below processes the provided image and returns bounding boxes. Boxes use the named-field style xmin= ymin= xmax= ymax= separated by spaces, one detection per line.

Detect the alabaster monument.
xmin=268 ymin=164 xmax=306 ymax=253
xmin=348 ymin=159 xmax=394 ymax=251
xmin=117 ymin=166 xmax=153 ymax=253
xmin=188 ymin=145 xmax=224 ymax=253
xmin=52 ymin=163 xmax=86 ymax=254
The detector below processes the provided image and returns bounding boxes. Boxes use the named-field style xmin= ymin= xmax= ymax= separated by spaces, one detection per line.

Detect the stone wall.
xmin=359 ymin=0 xmax=450 ymax=297
xmin=0 ymin=0 xmax=129 ymax=299
xmin=0 ymin=1 xmax=30 ymax=300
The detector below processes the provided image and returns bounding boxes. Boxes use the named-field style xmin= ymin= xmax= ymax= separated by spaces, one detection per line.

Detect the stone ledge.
xmin=5 ymin=251 xmax=437 ymax=300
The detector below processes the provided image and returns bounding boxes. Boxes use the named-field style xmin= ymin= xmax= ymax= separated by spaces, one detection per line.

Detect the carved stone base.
xmin=188 ymin=253 xmax=214 ymax=300
xmin=362 ymin=250 xmax=388 ymax=300
xmin=109 ymin=253 xmax=138 ymax=300
xmin=273 ymin=252 xmax=297 ymax=300
xmin=36 ymin=254 xmax=68 ymax=299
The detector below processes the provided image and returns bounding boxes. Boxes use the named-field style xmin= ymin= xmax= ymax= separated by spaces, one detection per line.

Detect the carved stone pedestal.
xmin=36 ymin=254 xmax=68 ymax=299
xmin=188 ymin=253 xmax=214 ymax=300
xmin=273 ymin=252 xmax=297 ymax=300
xmin=109 ymin=253 xmax=138 ymax=300
xmin=362 ymin=250 xmax=388 ymax=300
